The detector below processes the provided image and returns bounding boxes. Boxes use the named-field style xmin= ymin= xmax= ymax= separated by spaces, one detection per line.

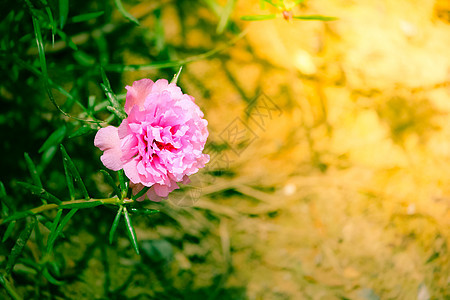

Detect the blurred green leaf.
xmin=132 ymin=186 xmax=150 ymax=200
xmin=24 ymin=153 xmax=42 ymax=188
xmin=38 ymin=126 xmax=67 ymax=154
xmin=6 ymin=218 xmax=36 ymax=275
xmin=240 ymin=14 xmax=276 ymax=21
xmin=292 ymin=15 xmax=338 ymax=21
xmin=62 ymin=152 xmax=76 ymax=201
xmin=60 ymin=144 xmax=89 ymax=199
xmin=46 ymin=209 xmax=63 ymax=253
xmin=217 ymin=0 xmax=235 ymax=34
xmin=68 ymin=126 xmax=95 ymax=139
xmin=129 ymin=207 xmax=159 ymax=216
xmin=16 ymin=182 xmax=62 ymax=204
xmin=42 ymin=267 xmax=65 ymax=285
xmin=100 ymin=170 xmax=122 ymax=199
xmin=0 ymin=273 xmax=22 ymax=300
xmin=141 ymin=239 xmax=173 ymax=263
xmin=47 ymin=209 xmax=77 ymax=253
xmin=114 ymin=0 xmax=139 ymax=25
xmin=2 ymin=220 xmax=16 ymax=242
xmin=123 ymin=207 xmax=139 ymax=254
xmin=170 ymin=66 xmax=183 ymax=85
xmin=70 ymin=11 xmax=104 ymax=23
xmin=59 ymin=0 xmax=69 ymax=28
xmin=109 ymin=205 xmax=123 ymax=244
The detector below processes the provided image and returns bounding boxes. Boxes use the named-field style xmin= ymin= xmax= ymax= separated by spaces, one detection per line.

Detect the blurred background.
xmin=0 ymin=0 xmax=449 ymax=299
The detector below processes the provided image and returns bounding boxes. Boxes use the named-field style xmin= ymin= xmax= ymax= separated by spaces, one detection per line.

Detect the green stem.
xmin=0 ymin=197 xmax=135 ymax=225
xmin=0 ymin=274 xmax=22 ymax=300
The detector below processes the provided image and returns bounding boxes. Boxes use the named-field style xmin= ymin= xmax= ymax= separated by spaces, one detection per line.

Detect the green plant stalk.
xmin=0 ymin=274 xmax=22 ymax=300
xmin=0 ymin=197 xmax=134 ymax=225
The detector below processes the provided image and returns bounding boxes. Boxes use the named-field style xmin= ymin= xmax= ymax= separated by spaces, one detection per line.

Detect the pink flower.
xmin=94 ymin=78 xmax=209 ymax=201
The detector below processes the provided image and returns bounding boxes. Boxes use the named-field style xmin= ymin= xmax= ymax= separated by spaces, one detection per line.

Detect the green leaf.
xmin=114 ymin=0 xmax=139 ymax=25
xmin=292 ymin=15 xmax=338 ymax=21
xmin=42 ymin=267 xmax=65 ymax=285
xmin=33 ymin=217 xmax=45 ymax=252
xmin=62 ymin=155 xmax=75 ymax=201
xmin=100 ymin=170 xmax=122 ymax=200
xmin=2 ymin=211 xmax=34 ymax=225
xmin=60 ymin=145 xmax=89 ymax=199
xmin=262 ymin=0 xmax=278 ymax=8
xmin=70 ymin=11 xmax=104 ymax=23
xmin=47 ymin=209 xmax=77 ymax=253
xmin=132 ymin=186 xmax=150 ymax=200
xmin=123 ymin=207 xmax=139 ymax=254
xmin=118 ymin=169 xmax=127 ymax=197
xmin=0 ymin=181 xmax=14 ymax=213
xmin=59 ymin=0 xmax=69 ymax=28
xmin=38 ymin=144 xmax=58 ymax=174
xmin=2 ymin=220 xmax=16 ymax=242
xmin=59 ymin=200 xmax=103 ymax=209
xmin=100 ymin=68 xmax=127 ymax=119
xmin=170 ymin=66 xmax=183 ymax=85
xmin=46 ymin=209 xmax=63 ymax=253
xmin=68 ymin=126 xmax=95 ymax=139
xmin=109 ymin=205 xmax=123 ymax=244
xmin=24 ymin=153 xmax=42 ymax=188
xmin=0 ymin=273 xmax=22 ymax=300
xmin=240 ymin=14 xmax=276 ymax=21
xmin=217 ymin=0 xmax=235 ymax=34
xmin=129 ymin=207 xmax=159 ymax=216
xmin=38 ymin=126 xmax=67 ymax=154
xmin=16 ymin=182 xmax=62 ymax=204
xmin=6 ymin=218 xmax=36 ymax=275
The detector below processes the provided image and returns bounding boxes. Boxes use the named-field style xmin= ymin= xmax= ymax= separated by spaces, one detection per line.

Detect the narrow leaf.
xmin=38 ymin=126 xmax=67 ymax=154
xmin=68 ymin=126 xmax=94 ymax=139
xmin=33 ymin=217 xmax=44 ymax=252
xmin=24 ymin=153 xmax=42 ymax=188
xmin=60 ymin=145 xmax=89 ymax=199
xmin=129 ymin=207 xmax=159 ymax=216
xmin=46 ymin=209 xmax=63 ymax=253
xmin=114 ymin=0 xmax=139 ymax=25
xmin=47 ymin=209 xmax=77 ymax=253
xmin=59 ymin=0 xmax=69 ymax=28
xmin=118 ymin=169 xmax=127 ymax=196
xmin=59 ymin=200 xmax=103 ymax=209
xmin=6 ymin=218 xmax=36 ymax=275
xmin=132 ymin=186 xmax=150 ymax=200
xmin=292 ymin=15 xmax=338 ymax=21
xmin=170 ymin=66 xmax=183 ymax=85
xmin=240 ymin=14 xmax=276 ymax=21
xmin=100 ymin=170 xmax=122 ymax=199
xmin=70 ymin=11 xmax=104 ymax=23
xmin=0 ymin=181 xmax=14 ymax=213
xmin=123 ymin=207 xmax=139 ymax=254
xmin=2 ymin=221 xmax=16 ymax=242
xmin=100 ymin=68 xmax=127 ymax=119
xmin=109 ymin=206 xmax=123 ymax=244
xmin=217 ymin=0 xmax=235 ymax=34
xmin=0 ymin=273 xmax=22 ymax=300
xmin=62 ymin=154 xmax=76 ymax=200
xmin=16 ymin=182 xmax=62 ymax=204
xmin=2 ymin=211 xmax=35 ymax=225
xmin=42 ymin=267 xmax=65 ymax=285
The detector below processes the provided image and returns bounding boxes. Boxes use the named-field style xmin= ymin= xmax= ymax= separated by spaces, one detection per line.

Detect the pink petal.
xmin=94 ymin=126 xmax=123 ymax=171
xmin=124 ymin=79 xmax=155 ymax=114
xmin=123 ymin=157 xmax=143 ymax=184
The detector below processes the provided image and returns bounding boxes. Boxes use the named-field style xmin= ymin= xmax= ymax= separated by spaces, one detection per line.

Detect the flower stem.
xmin=0 ymin=197 xmax=135 ymax=225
